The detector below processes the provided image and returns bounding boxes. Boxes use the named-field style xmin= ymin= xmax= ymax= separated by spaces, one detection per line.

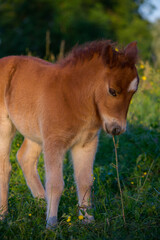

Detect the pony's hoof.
xmin=0 ymin=210 xmax=8 ymax=221
xmin=0 ymin=215 xmax=5 ymax=221
xmin=82 ymin=215 xmax=95 ymax=224
xmin=46 ymin=216 xmax=58 ymax=230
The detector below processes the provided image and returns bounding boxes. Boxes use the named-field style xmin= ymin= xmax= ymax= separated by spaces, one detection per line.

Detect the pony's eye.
xmin=109 ymin=88 xmax=117 ymax=97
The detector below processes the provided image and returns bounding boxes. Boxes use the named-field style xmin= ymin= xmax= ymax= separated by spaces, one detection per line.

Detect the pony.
xmin=0 ymin=40 xmax=139 ymax=228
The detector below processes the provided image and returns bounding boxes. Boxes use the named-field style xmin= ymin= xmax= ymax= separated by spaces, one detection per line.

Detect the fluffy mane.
xmin=58 ymin=40 xmax=112 ymax=66
xmin=58 ymin=40 xmax=138 ymax=68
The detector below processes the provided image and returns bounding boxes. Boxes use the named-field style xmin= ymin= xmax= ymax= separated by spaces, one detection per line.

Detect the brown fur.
xmin=0 ymin=40 xmax=139 ymax=228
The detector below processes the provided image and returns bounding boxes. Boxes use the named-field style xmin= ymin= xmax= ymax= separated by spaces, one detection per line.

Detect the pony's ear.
xmin=103 ymin=44 xmax=116 ymax=68
xmin=124 ymin=41 xmax=138 ymax=65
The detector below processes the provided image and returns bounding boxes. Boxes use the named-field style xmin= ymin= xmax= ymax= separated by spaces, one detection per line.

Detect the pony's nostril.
xmin=111 ymin=127 xmax=121 ymax=135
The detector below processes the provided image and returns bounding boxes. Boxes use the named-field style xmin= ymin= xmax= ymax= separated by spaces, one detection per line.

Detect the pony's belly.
xmin=7 ymin=109 xmax=42 ymax=144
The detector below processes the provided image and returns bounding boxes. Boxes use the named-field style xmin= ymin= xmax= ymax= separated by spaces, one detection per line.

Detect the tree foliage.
xmin=152 ymin=20 xmax=160 ymax=67
xmin=0 ymin=0 xmax=152 ymax=60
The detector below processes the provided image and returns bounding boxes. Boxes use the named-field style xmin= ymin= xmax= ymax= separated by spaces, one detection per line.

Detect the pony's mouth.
xmin=105 ymin=123 xmax=125 ymax=136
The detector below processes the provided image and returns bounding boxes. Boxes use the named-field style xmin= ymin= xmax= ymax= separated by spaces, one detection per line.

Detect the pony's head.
xmin=95 ymin=41 xmax=139 ymax=135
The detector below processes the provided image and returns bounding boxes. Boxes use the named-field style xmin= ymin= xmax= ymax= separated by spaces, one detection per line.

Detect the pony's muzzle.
xmin=105 ymin=123 xmax=126 ymax=136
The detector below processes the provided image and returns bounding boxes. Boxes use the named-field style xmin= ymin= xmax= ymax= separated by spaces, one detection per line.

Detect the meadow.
xmin=0 ymin=62 xmax=160 ymax=240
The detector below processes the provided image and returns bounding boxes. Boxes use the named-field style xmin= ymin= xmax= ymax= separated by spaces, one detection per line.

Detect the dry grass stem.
xmin=112 ymin=136 xmax=126 ymax=225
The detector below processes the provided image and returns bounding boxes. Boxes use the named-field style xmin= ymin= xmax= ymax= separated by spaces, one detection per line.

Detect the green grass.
xmin=0 ymin=63 xmax=160 ymax=239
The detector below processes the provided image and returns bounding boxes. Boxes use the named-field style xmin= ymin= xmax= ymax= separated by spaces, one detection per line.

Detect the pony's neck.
xmin=59 ymin=56 xmax=105 ymax=126
xmin=61 ymin=55 xmax=105 ymax=92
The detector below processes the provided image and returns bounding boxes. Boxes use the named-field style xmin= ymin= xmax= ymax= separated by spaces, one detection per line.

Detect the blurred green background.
xmin=0 ymin=1 xmax=160 ymax=239
xmin=0 ymin=0 xmax=159 ymax=65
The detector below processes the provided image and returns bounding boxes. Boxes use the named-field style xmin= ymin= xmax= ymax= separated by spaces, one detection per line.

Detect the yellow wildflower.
xmin=28 ymin=213 xmax=32 ymax=217
xmin=140 ymin=64 xmax=145 ymax=69
xmin=67 ymin=216 xmax=71 ymax=222
xmin=131 ymin=182 xmax=134 ymax=185
xmin=143 ymin=172 xmax=147 ymax=176
xmin=115 ymin=47 xmax=119 ymax=52
xmin=142 ymin=76 xmax=146 ymax=81
xmin=78 ymin=215 xmax=84 ymax=220
xmin=17 ymin=143 xmax=20 ymax=147
xmin=69 ymin=223 xmax=71 ymax=226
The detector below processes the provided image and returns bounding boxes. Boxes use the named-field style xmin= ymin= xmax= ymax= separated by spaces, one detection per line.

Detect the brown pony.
xmin=0 ymin=40 xmax=139 ymax=228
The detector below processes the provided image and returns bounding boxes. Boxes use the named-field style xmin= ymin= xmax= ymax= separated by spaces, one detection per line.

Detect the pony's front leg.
xmin=71 ymin=136 xmax=98 ymax=223
xmin=43 ymin=139 xmax=65 ymax=229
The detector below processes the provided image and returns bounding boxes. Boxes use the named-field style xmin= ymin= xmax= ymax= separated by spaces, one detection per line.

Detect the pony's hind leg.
xmin=0 ymin=115 xmax=15 ymax=219
xmin=71 ymin=136 xmax=98 ymax=223
xmin=17 ymin=138 xmax=45 ymax=198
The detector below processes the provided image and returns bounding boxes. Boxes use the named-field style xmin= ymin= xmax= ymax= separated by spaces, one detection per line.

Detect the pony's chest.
xmin=71 ymin=127 xmax=99 ymax=148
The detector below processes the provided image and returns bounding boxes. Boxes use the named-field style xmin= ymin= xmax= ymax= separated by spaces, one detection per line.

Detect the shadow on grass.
xmin=96 ymin=123 xmax=160 ymax=168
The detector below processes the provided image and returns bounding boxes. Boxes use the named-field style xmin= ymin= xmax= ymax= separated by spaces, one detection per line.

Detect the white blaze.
xmin=128 ymin=77 xmax=138 ymax=92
